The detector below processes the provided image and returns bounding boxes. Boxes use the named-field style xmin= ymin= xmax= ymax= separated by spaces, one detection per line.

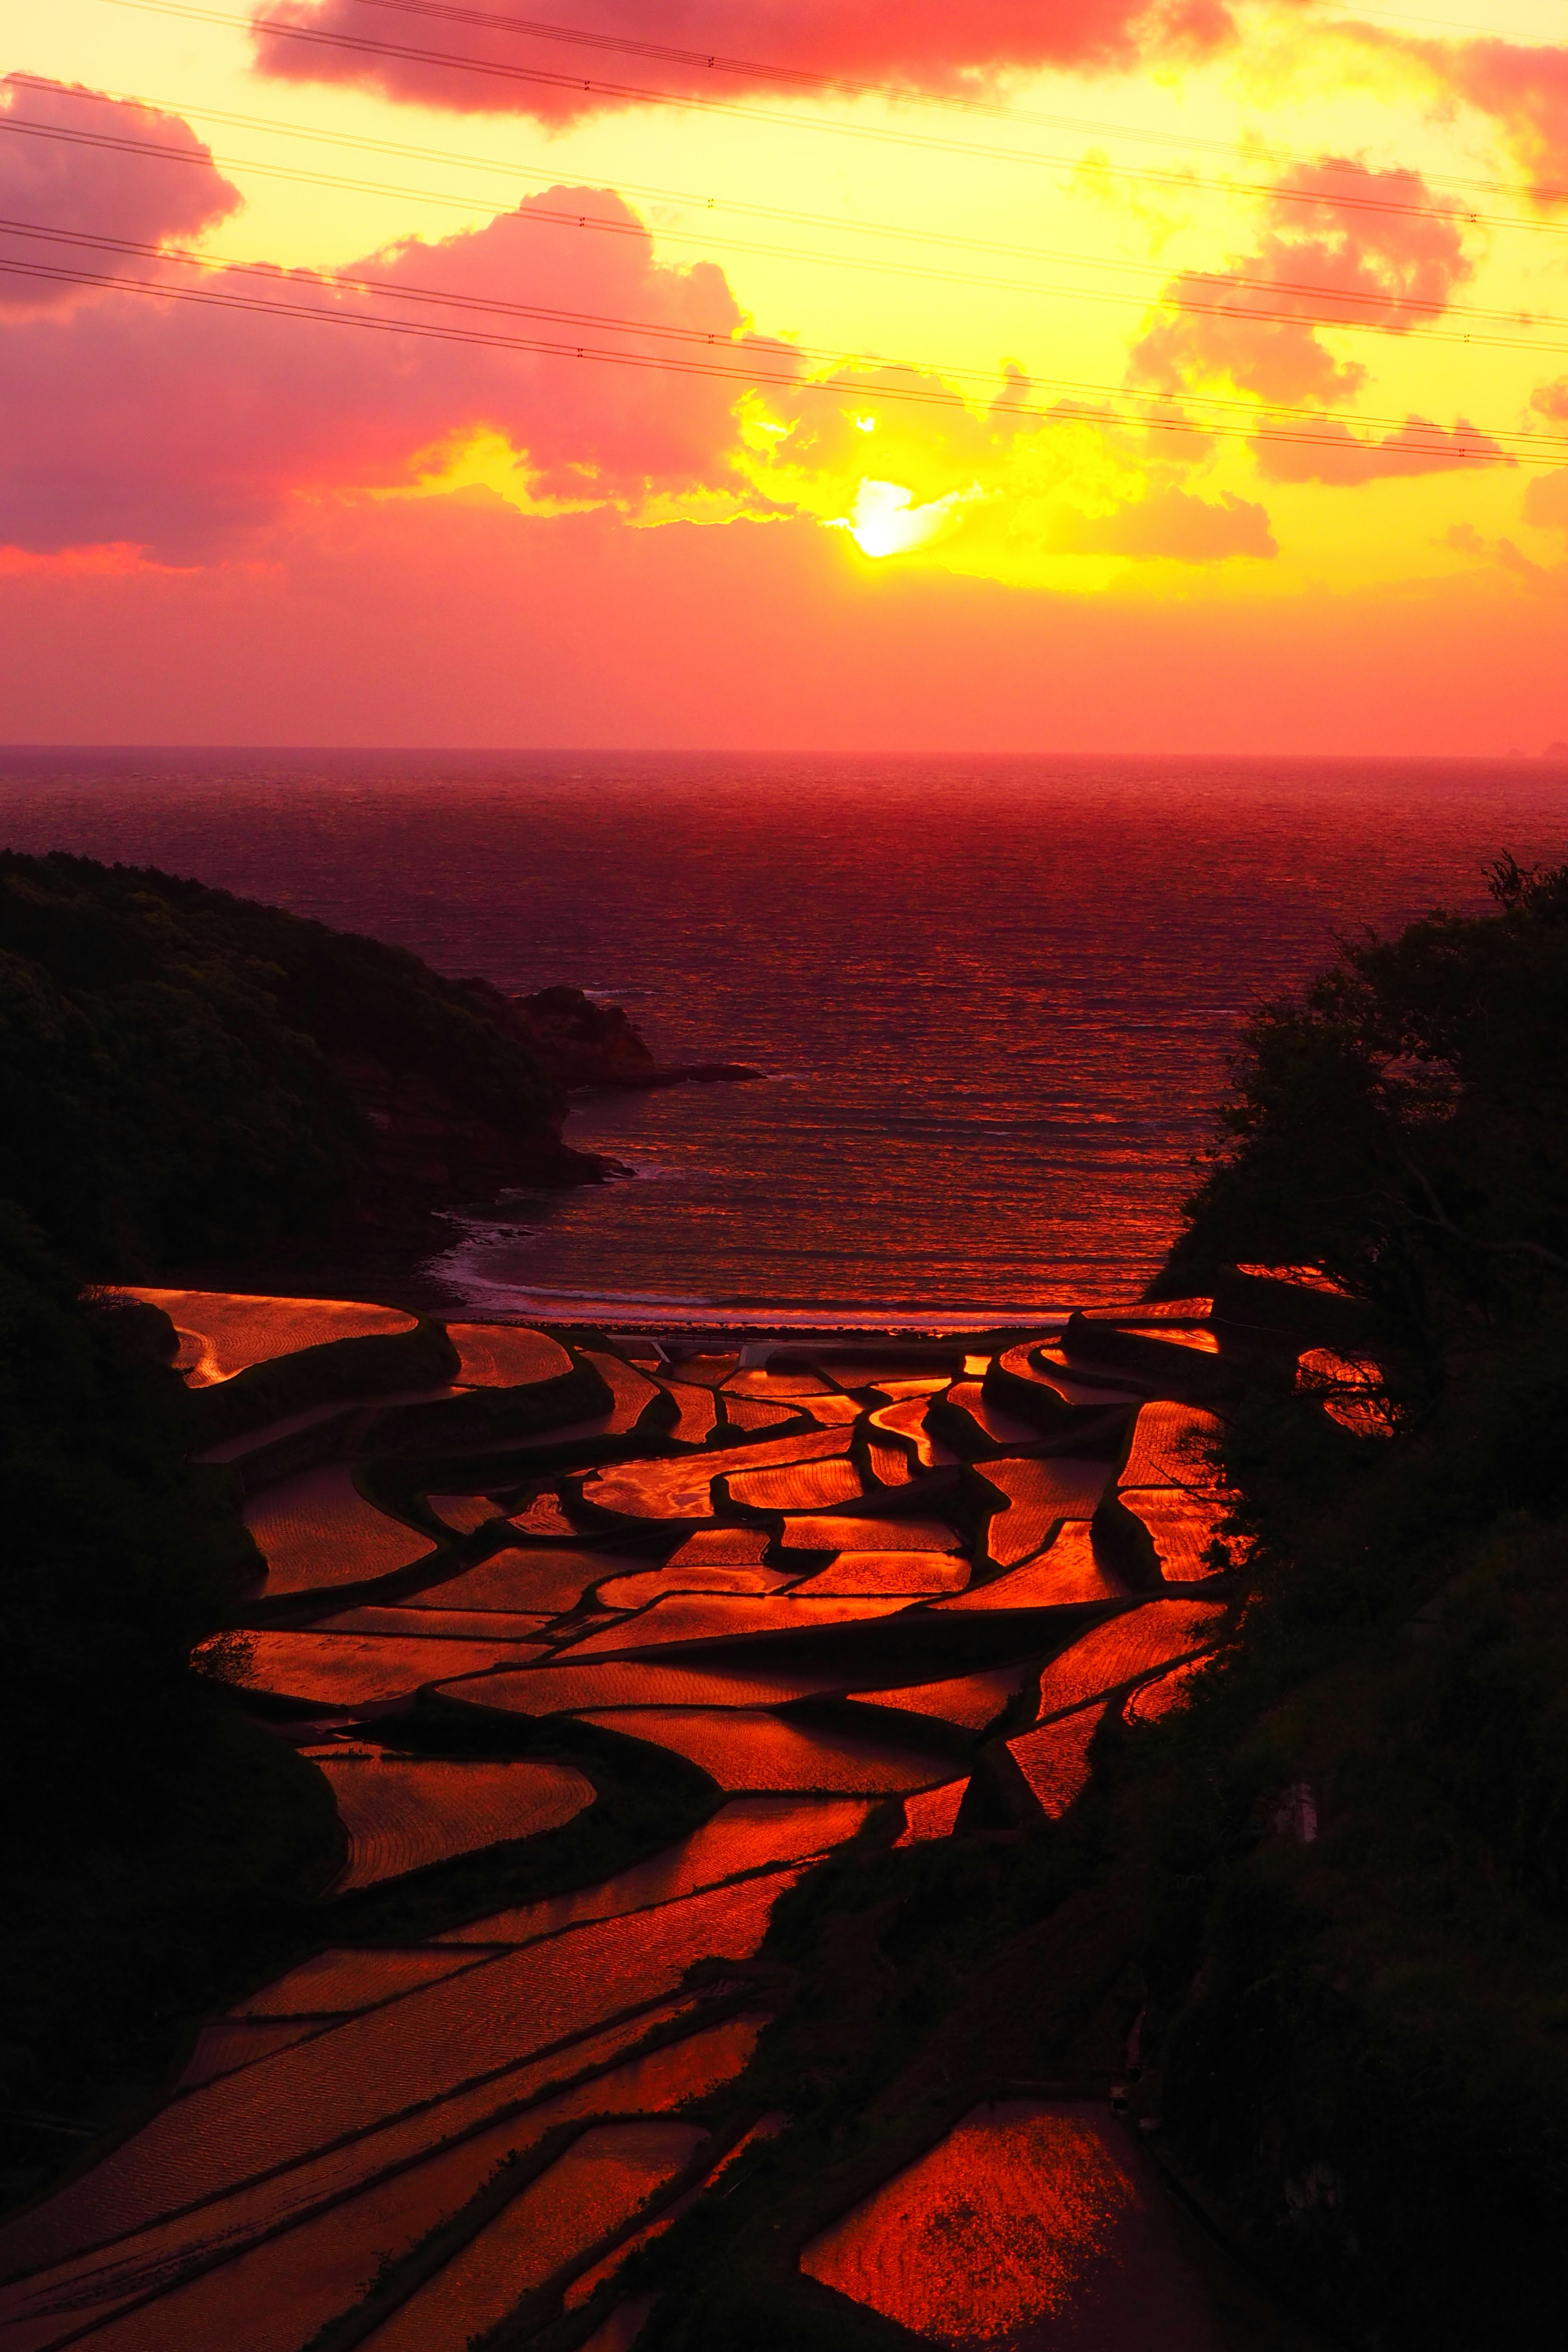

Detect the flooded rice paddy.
xmin=0 ymin=1293 xmax=1313 ymax=2349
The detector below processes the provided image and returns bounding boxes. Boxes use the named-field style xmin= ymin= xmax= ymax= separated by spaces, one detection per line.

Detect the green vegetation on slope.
xmin=0 ymin=848 xmax=569 ymax=1273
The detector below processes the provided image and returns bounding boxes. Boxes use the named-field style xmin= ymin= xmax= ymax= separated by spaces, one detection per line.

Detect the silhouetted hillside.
xmin=0 ymin=849 xmax=600 ymax=1276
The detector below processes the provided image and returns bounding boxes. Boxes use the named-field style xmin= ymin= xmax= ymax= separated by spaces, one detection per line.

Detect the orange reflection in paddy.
xmin=1005 ymin=1705 xmax=1106 ymax=1819
xmin=0 ymin=1998 xmax=709 ymax=2306
xmin=595 ymin=1562 xmax=791 ymax=1608
xmin=665 ymin=1526 xmax=773 ymax=1566
xmin=446 ymin=1323 xmax=573 ymax=1387
xmin=660 ymin=1381 xmax=720 ymax=1444
xmin=243 ymin=1466 xmax=437 ymax=1595
xmin=441 ymin=1795 xmax=872 ymax=1944
xmin=360 ymin=2120 xmax=709 ymax=2352
xmin=582 ymin=1350 xmax=664 ymax=1434
xmin=1125 ymin=1655 xmax=1211 ymax=1724
xmin=561 ymin=1593 xmax=909 ymax=1656
xmin=723 ymin=1393 xmax=802 ymax=1431
xmin=129 ymin=1288 xmax=416 ymax=1386
xmin=1033 ymin=1600 xmax=1224 ymax=1720
xmin=777 ymin=1514 xmax=958 ymax=1552
xmin=437 ymin=1658 xmax=851 ymax=1715
xmin=802 ymin=2099 xmax=1168 ymax=2349
xmin=850 ymin=1666 xmax=1026 ymax=1730
xmin=60 ymin=2021 xmax=762 ymax=2352
xmin=320 ymin=1605 xmax=555 ymax=1641
xmin=577 ymin=1709 xmax=947 ymax=1794
xmin=894 ymin=1781 xmax=968 ymax=1845
xmin=307 ymin=1752 xmax=595 ymax=1889
xmin=978 ymin=1459 xmax=1112 ymax=1567
xmin=791 ymin=1552 xmax=969 ymax=1597
xmin=408 ymin=1546 xmax=615 ymax=1615
xmin=724 ymin=1455 xmax=864 ymax=1511
xmin=1119 ymin=1490 xmax=1236 ymax=1581
xmin=1119 ymin=1403 xmax=1226 ymax=1492
xmin=934 ymin=1523 xmax=1120 ymax=1611
xmin=207 ymin=1628 xmax=546 ymax=1707
xmin=233 ymin=1944 xmax=486 ymax=2017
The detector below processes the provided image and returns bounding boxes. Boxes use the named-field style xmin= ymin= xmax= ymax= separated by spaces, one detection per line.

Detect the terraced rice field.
xmin=848 ymin=1666 xmax=1029 ymax=1731
xmin=1033 ymin=1600 xmax=1225 ymax=1720
xmin=311 ymin=1752 xmax=595 ymax=1887
xmin=561 ymin=1592 xmax=913 ymax=1656
xmin=214 ymin=1629 xmax=550 ymax=1706
xmin=1006 ymin=1703 xmax=1109 ymax=1818
xmin=410 ymin=1547 xmax=618 ymax=1615
xmin=129 ymin=1288 xmax=416 ymax=1385
xmin=660 ymin=1381 xmax=719 ymax=1444
xmin=895 ymin=1780 xmax=969 ymax=1844
xmin=935 ymin=1521 xmax=1122 ymax=1610
xmin=1118 ymin=1401 xmax=1225 ymax=1491
xmin=5 ymin=1305 xmax=1255 ymax=2350
xmin=440 ymin=1796 xmax=873 ymax=1944
xmin=445 ymin=1323 xmax=573 ymax=1387
xmin=1118 ymin=1489 xmax=1233 ymax=1580
xmin=777 ymin=1512 xmax=958 ymax=1552
xmin=242 ymin=1466 xmax=437 ymax=1597
xmin=574 ymin=1709 xmax=950 ymax=1793
xmin=357 ymin=2120 xmax=709 ymax=2351
xmin=789 ymin=1552 xmax=969 ymax=1597
xmin=803 ymin=2098 xmax=1223 ymax=2350
xmin=978 ymin=1457 xmax=1115 ymax=1567
xmin=424 ymin=1492 xmax=502 ymax=1534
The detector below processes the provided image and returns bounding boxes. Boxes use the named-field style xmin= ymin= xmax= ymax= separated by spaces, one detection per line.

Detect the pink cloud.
xmin=248 ymin=0 xmax=1236 ymax=120
xmin=1058 ymin=483 xmax=1276 ymax=560
xmin=0 ymin=77 xmax=241 ymax=312
xmin=0 ymin=174 xmax=795 ymax=556
xmin=1128 ymin=157 xmax=1471 ymax=405
xmin=1252 ymin=413 xmax=1510 ymax=483
xmin=1419 ymin=37 xmax=1568 ymax=194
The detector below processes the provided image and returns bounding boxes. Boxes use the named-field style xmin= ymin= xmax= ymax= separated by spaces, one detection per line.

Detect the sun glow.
xmin=834 ymin=479 xmax=985 ymax=559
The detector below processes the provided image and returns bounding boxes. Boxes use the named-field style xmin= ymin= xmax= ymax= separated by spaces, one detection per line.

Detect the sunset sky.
xmin=4 ymin=0 xmax=1568 ymax=747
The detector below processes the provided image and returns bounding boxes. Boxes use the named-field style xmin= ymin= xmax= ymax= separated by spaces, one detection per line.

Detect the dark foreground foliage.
xmin=0 ymin=1205 xmax=339 ymax=2196
xmin=0 ymin=848 xmax=565 ymax=1272
xmin=1120 ymin=857 xmax=1568 ymax=2345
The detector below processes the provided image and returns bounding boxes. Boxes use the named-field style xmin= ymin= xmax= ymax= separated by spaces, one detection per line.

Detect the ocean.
xmin=3 ymin=748 xmax=1564 ymax=1325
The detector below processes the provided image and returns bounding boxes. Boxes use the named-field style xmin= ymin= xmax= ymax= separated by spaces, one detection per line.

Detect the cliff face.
xmin=333 ymin=1049 xmax=607 ymax=1202
xmin=500 ymin=982 xmax=761 ymax=1090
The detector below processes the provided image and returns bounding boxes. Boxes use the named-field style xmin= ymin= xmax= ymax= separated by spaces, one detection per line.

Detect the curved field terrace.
xmin=0 ymin=1293 xmax=1296 ymax=2352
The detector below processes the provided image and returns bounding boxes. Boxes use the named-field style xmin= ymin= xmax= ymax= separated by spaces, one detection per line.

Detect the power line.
xmin=99 ymin=0 xmax=1568 ymax=233
xmin=7 ymin=98 xmax=1568 ymax=363
xmin=326 ymin=0 xmax=1568 ymax=210
xmin=2 ymin=226 xmax=1561 ymax=466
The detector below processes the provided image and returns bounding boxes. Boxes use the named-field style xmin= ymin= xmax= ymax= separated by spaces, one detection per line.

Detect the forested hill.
xmin=1120 ymin=855 xmax=1568 ymax=2343
xmin=0 ymin=849 xmax=599 ymax=1277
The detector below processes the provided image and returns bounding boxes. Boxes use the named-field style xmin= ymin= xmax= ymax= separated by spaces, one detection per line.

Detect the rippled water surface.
xmin=3 ymin=748 xmax=1563 ymax=1317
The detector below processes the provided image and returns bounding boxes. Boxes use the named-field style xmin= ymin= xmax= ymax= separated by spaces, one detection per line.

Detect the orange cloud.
xmin=247 ymin=0 xmax=1238 ymax=119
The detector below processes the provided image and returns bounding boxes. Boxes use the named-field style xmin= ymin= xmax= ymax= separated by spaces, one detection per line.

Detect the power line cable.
xmin=333 ymin=0 xmax=1568 ymax=209
xmin=98 ymin=0 xmax=1568 ymax=231
xmin=2 ymin=222 xmax=1561 ymax=464
xmin=7 ymin=97 xmax=1568 ymax=360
